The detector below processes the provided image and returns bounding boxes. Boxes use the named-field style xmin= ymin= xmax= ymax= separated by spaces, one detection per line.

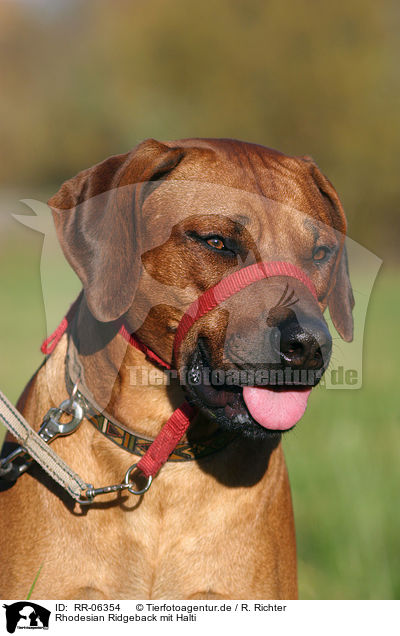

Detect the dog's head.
xmin=49 ymin=138 xmax=354 ymax=438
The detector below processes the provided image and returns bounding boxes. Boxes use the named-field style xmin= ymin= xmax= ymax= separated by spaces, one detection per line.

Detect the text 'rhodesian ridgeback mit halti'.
xmin=0 ymin=138 xmax=353 ymax=599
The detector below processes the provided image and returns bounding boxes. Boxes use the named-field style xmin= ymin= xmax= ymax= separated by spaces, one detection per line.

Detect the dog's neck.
xmin=68 ymin=297 xmax=215 ymax=441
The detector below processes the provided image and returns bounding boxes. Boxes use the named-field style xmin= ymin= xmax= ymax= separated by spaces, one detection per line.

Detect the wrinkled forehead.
xmin=141 ymin=179 xmax=341 ymax=252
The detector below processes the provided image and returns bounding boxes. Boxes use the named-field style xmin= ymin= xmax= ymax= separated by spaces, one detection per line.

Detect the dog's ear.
xmin=301 ymin=156 xmax=354 ymax=341
xmin=327 ymin=242 xmax=355 ymax=342
xmin=49 ymin=139 xmax=185 ymax=322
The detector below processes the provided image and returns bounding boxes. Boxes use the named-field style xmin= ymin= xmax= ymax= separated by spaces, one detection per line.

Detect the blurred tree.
xmin=0 ymin=0 xmax=398 ymax=256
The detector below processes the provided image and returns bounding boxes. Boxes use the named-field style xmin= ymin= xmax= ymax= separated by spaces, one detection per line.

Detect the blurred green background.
xmin=0 ymin=0 xmax=399 ymax=599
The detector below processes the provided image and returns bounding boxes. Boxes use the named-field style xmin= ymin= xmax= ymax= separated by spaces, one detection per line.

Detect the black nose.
xmin=272 ymin=317 xmax=332 ymax=369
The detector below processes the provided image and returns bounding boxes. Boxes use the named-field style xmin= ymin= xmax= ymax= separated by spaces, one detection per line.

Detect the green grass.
xmin=26 ymin=564 xmax=43 ymax=600
xmin=284 ymin=266 xmax=400 ymax=599
xmin=0 ymin=225 xmax=80 ymax=404
xmin=0 ymin=227 xmax=398 ymax=599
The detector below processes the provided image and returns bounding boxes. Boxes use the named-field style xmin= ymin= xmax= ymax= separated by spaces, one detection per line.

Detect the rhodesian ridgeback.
xmin=0 ymin=138 xmax=353 ymax=599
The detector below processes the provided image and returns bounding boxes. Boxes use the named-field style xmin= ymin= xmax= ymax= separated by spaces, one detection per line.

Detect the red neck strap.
xmin=118 ymin=323 xmax=171 ymax=370
xmin=41 ymin=261 xmax=316 ymax=478
xmin=41 ymin=298 xmax=171 ymax=370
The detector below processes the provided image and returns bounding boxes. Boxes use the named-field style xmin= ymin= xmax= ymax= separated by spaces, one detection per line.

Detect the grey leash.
xmin=0 ymin=387 xmax=152 ymax=504
xmin=0 ymin=387 xmax=90 ymax=502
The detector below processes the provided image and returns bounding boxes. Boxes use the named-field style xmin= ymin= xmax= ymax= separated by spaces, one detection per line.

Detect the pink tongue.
xmin=242 ymin=386 xmax=312 ymax=431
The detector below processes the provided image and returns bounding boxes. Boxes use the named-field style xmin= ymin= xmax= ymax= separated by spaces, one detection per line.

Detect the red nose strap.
xmin=173 ymin=260 xmax=317 ymax=364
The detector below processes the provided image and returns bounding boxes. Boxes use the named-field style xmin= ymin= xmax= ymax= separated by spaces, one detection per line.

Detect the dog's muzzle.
xmin=172 ymin=260 xmax=325 ymax=434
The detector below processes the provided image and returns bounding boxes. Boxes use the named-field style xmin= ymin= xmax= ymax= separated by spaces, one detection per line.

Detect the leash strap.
xmin=0 ymin=389 xmax=89 ymax=501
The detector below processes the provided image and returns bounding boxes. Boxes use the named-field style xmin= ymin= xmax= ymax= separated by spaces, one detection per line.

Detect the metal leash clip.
xmin=1 ymin=383 xmax=153 ymax=503
xmin=0 ymin=385 xmax=84 ymax=479
xmin=78 ymin=462 xmax=153 ymax=505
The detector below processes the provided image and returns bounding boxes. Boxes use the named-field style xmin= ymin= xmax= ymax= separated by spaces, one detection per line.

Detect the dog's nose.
xmin=271 ymin=317 xmax=332 ymax=369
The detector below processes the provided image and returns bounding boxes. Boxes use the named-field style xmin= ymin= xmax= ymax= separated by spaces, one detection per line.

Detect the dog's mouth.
xmin=183 ymin=339 xmax=323 ymax=439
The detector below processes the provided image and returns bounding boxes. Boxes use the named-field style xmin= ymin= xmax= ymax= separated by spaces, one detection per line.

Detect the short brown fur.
xmin=0 ymin=138 xmax=353 ymax=599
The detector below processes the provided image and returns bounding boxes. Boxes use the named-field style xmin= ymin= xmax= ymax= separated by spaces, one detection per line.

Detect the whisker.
xmin=275 ymin=283 xmax=289 ymax=307
xmin=284 ymin=289 xmax=296 ymax=304
xmin=284 ymin=298 xmax=299 ymax=308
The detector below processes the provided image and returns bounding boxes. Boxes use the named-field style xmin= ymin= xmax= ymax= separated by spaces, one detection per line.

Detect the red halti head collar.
xmin=41 ymin=261 xmax=317 ymax=480
xmin=173 ymin=260 xmax=317 ymax=364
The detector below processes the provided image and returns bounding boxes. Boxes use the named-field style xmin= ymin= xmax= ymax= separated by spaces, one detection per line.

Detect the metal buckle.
xmin=39 ymin=398 xmax=83 ymax=443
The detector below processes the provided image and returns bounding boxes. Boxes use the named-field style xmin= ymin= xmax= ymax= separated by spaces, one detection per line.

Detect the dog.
xmin=0 ymin=138 xmax=353 ymax=599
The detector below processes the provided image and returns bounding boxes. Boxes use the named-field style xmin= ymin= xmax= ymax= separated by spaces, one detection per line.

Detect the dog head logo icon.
xmin=3 ymin=602 xmax=50 ymax=633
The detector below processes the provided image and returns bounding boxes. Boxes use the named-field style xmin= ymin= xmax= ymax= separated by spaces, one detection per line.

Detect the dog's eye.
xmin=312 ymin=245 xmax=332 ymax=263
xmin=186 ymin=231 xmax=237 ymax=256
xmin=206 ymin=236 xmax=226 ymax=250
